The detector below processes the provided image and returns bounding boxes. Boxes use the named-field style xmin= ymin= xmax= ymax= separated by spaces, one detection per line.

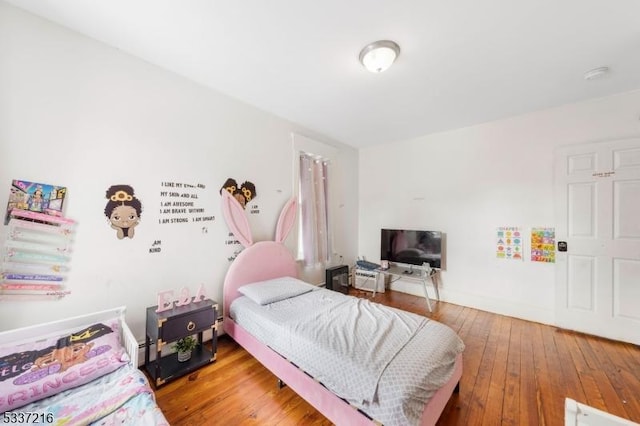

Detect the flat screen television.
xmin=380 ymin=229 xmax=443 ymax=269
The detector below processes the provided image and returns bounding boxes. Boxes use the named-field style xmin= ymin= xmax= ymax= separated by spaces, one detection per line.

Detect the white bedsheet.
xmin=230 ymin=288 xmax=464 ymax=425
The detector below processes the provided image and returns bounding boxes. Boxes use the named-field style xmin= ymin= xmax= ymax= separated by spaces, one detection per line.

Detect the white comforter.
xmin=230 ymin=288 xmax=464 ymax=425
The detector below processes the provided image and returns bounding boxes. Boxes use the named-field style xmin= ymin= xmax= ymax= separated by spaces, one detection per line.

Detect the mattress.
xmin=230 ymin=287 xmax=464 ymax=426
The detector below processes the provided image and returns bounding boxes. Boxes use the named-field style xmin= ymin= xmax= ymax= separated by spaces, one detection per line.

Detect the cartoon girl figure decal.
xmin=220 ymin=178 xmax=256 ymax=209
xmin=104 ymin=185 xmax=142 ymax=239
xmin=28 ymin=187 xmax=45 ymax=212
xmin=32 ymin=342 xmax=94 ymax=373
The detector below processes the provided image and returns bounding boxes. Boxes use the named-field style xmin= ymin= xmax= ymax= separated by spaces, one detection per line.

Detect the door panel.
xmin=568 ymin=153 xmax=597 ymax=173
xmin=567 ymin=255 xmax=595 ymax=311
xmin=614 ymin=180 xmax=640 ymax=238
xmin=556 ymin=138 xmax=640 ymax=344
xmin=613 ymin=147 xmax=640 ymax=170
xmin=568 ymin=183 xmax=596 ymax=237
xmin=614 ymin=258 xmax=640 ymax=320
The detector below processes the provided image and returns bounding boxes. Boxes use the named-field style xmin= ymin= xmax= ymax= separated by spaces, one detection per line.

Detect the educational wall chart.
xmin=531 ymin=227 xmax=555 ymax=263
xmin=104 ymin=185 xmax=142 ymax=239
xmin=496 ymin=226 xmax=523 ymax=260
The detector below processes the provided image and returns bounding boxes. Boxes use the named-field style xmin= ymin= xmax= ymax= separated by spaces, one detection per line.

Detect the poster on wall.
xmin=496 ymin=226 xmax=523 ymax=260
xmin=531 ymin=227 xmax=555 ymax=263
xmin=4 ymin=180 xmax=67 ymax=225
xmin=104 ymin=185 xmax=142 ymax=239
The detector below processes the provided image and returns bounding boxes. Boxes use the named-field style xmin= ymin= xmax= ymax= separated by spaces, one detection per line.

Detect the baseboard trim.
xmin=389 ymin=281 xmax=555 ymax=326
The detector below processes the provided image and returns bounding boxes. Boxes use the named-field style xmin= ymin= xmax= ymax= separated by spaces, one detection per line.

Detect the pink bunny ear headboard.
xmin=221 ymin=191 xmax=299 ymax=317
xmin=221 ymin=190 xmax=253 ymax=247
xmin=275 ymin=197 xmax=296 ymax=243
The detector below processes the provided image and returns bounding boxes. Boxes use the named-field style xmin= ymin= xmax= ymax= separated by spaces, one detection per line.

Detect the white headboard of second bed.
xmin=0 ymin=306 xmax=139 ymax=368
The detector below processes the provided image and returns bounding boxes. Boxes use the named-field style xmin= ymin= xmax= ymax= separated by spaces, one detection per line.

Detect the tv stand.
xmin=402 ymin=265 xmax=415 ymax=275
xmin=379 ymin=265 xmax=440 ymax=313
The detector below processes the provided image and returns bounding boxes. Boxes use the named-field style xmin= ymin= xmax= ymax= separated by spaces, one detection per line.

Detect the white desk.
xmin=378 ymin=265 xmax=440 ymax=312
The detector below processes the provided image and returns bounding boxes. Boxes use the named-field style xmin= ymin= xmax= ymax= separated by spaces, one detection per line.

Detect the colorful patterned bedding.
xmin=0 ymin=308 xmax=168 ymax=426
xmin=0 ymin=365 xmax=167 ymax=426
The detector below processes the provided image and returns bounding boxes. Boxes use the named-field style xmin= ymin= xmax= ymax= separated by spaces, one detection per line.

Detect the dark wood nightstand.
xmin=144 ymin=298 xmax=218 ymax=387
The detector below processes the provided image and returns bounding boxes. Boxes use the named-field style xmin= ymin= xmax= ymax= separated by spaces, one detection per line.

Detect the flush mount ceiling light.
xmin=359 ymin=40 xmax=400 ymax=73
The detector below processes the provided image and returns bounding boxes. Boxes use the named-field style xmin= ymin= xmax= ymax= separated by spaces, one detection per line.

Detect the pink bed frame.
xmin=220 ymin=190 xmax=462 ymax=425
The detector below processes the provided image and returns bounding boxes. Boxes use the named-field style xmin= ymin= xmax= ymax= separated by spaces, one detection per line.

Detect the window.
xmin=298 ymin=153 xmax=330 ymax=265
xmin=292 ymin=134 xmax=336 ymax=267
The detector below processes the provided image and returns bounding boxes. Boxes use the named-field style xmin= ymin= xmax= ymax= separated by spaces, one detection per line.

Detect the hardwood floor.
xmin=153 ymin=289 xmax=640 ymax=425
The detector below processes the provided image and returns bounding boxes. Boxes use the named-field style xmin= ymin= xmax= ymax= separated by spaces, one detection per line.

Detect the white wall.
xmin=359 ymin=90 xmax=640 ymax=325
xmin=0 ymin=2 xmax=359 ymax=339
xmin=4 ymin=1 xmax=638 ymax=340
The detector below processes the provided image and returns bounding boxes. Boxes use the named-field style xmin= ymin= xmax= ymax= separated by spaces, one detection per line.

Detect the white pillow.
xmin=238 ymin=276 xmax=318 ymax=305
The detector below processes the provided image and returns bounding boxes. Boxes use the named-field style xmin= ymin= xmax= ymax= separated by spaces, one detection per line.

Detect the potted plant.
xmin=174 ymin=336 xmax=198 ymax=362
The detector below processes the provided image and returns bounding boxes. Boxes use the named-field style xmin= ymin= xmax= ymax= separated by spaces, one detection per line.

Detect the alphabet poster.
xmin=496 ymin=226 xmax=522 ymax=260
xmin=531 ymin=227 xmax=555 ymax=263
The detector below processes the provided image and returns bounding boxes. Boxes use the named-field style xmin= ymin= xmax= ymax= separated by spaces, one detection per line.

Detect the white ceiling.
xmin=5 ymin=0 xmax=640 ymax=148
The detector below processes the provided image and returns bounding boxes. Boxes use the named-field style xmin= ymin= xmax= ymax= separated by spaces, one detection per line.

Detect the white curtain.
xmin=298 ymin=153 xmax=330 ymax=266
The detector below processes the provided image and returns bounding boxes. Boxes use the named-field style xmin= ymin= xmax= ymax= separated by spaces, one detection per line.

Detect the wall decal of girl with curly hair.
xmin=104 ymin=185 xmax=142 ymax=239
xmin=220 ymin=178 xmax=257 ymax=209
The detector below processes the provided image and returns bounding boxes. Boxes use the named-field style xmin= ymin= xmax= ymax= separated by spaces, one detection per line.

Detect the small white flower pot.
xmin=177 ymin=350 xmax=192 ymax=362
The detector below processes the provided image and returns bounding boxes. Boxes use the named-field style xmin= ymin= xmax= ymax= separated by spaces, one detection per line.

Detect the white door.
xmin=555 ymin=138 xmax=640 ymax=345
